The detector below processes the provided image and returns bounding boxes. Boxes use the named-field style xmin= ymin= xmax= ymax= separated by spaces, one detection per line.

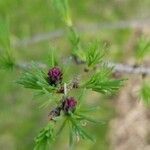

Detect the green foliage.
xmin=0 ymin=19 xmax=15 ymax=70
xmin=72 ymin=48 xmax=86 ymax=63
xmin=135 ymin=37 xmax=150 ymax=61
xmin=69 ymin=113 xmax=95 ymax=142
xmin=47 ymin=48 xmax=58 ymax=68
xmin=86 ymin=41 xmax=105 ymax=67
xmin=83 ymin=67 xmax=124 ymax=95
xmin=67 ymin=21 xmax=86 ymax=63
xmin=52 ymin=0 xmax=72 ymax=26
xmin=34 ymin=123 xmax=55 ymax=150
xmin=0 ymin=51 xmax=15 ymax=70
xmin=68 ymin=27 xmax=80 ymax=49
xmin=69 ymin=35 xmax=106 ymax=67
xmin=67 ymin=103 xmax=105 ymax=146
xmin=16 ymin=63 xmax=56 ymax=94
xmin=74 ymin=113 xmax=103 ymax=124
xmin=140 ymin=82 xmax=150 ymax=105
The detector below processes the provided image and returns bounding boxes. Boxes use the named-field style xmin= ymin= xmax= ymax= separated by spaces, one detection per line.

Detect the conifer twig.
xmin=107 ymin=62 xmax=150 ymax=75
xmin=14 ymin=19 xmax=150 ymax=47
xmin=16 ymin=61 xmax=150 ymax=75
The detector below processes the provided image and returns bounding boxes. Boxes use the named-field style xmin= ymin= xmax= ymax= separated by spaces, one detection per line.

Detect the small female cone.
xmin=48 ymin=67 xmax=63 ymax=86
xmin=62 ymin=97 xmax=77 ymax=114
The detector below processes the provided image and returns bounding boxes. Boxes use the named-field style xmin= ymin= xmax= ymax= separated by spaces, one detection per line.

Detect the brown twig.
xmin=13 ymin=19 xmax=150 ymax=47
xmin=16 ymin=60 xmax=150 ymax=75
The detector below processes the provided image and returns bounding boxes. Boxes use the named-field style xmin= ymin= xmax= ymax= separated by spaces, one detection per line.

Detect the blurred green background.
xmin=0 ymin=0 xmax=150 ymax=150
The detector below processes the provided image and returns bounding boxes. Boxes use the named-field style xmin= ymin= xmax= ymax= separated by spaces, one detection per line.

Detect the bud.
xmin=48 ymin=107 xmax=61 ymax=120
xmin=62 ymin=97 xmax=77 ymax=114
xmin=48 ymin=67 xmax=63 ymax=86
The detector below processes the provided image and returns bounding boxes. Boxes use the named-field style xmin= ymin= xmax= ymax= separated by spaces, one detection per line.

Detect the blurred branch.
xmin=107 ymin=62 xmax=150 ymax=75
xmin=14 ymin=29 xmax=64 ymax=47
xmin=11 ymin=19 xmax=150 ymax=75
xmin=16 ymin=60 xmax=150 ymax=75
xmin=15 ymin=61 xmax=47 ymax=70
xmin=14 ymin=19 xmax=150 ymax=47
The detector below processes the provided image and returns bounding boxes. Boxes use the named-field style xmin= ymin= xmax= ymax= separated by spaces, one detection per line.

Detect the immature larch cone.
xmin=62 ymin=97 xmax=77 ymax=114
xmin=48 ymin=67 xmax=63 ymax=86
